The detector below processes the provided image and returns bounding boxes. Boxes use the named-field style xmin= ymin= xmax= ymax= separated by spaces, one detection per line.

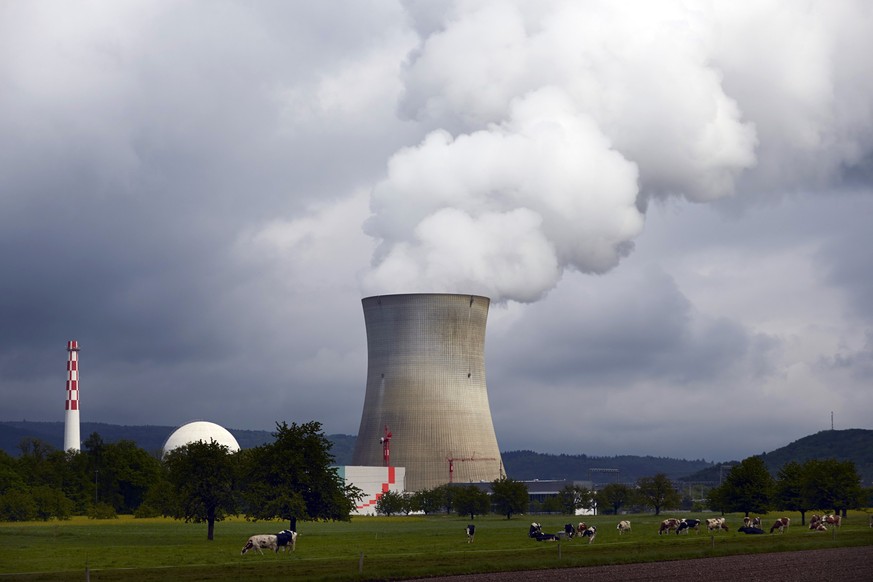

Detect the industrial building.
xmin=351 ymin=293 xmax=504 ymax=491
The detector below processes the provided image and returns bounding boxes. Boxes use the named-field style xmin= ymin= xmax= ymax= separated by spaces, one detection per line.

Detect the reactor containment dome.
xmin=162 ymin=421 xmax=241 ymax=456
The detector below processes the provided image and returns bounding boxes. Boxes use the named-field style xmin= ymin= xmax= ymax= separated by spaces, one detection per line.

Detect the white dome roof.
xmin=162 ymin=421 xmax=241 ymax=456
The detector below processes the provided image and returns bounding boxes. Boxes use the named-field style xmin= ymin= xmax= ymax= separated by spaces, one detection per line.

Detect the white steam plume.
xmin=361 ymin=1 xmax=873 ymax=303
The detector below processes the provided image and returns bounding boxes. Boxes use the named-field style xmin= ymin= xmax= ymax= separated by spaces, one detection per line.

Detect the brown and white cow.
xmin=616 ymin=520 xmax=631 ymax=535
xmin=658 ymin=518 xmax=681 ymax=535
xmin=769 ymin=517 xmax=790 ymax=533
xmin=706 ymin=517 xmax=729 ymax=532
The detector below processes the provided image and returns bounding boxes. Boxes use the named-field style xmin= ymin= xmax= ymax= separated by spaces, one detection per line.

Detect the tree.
xmin=596 ymin=483 xmax=636 ymax=515
xmin=240 ymin=421 xmax=361 ymax=526
xmin=556 ymin=484 xmax=593 ymax=515
xmin=636 ymin=473 xmax=681 ymax=515
xmin=98 ymin=440 xmax=162 ymax=513
xmin=163 ymin=439 xmax=237 ymax=541
xmin=375 ymin=490 xmax=406 ymax=516
xmin=490 ymin=477 xmax=528 ymax=519
xmin=411 ymin=487 xmax=447 ymax=515
xmin=707 ymin=456 xmax=773 ymax=516
xmin=801 ymin=458 xmax=864 ymax=516
xmin=773 ymin=461 xmax=810 ymax=524
xmin=452 ymin=485 xmax=490 ymax=520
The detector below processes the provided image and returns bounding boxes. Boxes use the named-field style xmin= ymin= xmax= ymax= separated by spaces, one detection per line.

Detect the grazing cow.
xmin=465 ymin=524 xmax=475 ymax=543
xmin=769 ymin=517 xmax=790 ymax=534
xmin=242 ymin=530 xmax=297 ymax=555
xmin=737 ymin=526 xmax=765 ymax=534
xmin=824 ymin=514 xmax=842 ymax=528
xmin=579 ymin=525 xmax=597 ymax=544
xmin=706 ymin=517 xmax=729 ymax=532
xmin=658 ymin=518 xmax=681 ymax=535
xmin=616 ymin=520 xmax=631 ymax=535
xmin=676 ymin=518 xmax=701 ymax=534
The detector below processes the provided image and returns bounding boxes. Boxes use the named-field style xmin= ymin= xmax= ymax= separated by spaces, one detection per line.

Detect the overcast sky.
xmin=2 ymin=1 xmax=872 ymax=463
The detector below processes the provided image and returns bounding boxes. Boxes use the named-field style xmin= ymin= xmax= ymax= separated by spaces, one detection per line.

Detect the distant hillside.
xmin=501 ymin=450 xmax=713 ymax=484
xmin=679 ymin=429 xmax=873 ymax=486
xmin=4 ymin=422 xmax=868 ymax=485
xmin=0 ymin=421 xmax=356 ymax=465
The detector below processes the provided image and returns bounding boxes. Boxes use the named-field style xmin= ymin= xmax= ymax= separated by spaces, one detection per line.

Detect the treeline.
xmin=373 ymin=456 xmax=869 ymax=522
xmin=0 ymin=421 xmax=360 ymax=539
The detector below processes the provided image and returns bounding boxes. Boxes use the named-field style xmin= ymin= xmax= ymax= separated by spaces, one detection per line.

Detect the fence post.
xmin=359 ymin=551 xmax=364 ymax=574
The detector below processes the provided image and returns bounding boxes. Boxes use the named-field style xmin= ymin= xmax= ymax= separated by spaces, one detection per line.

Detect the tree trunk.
xmin=207 ymin=507 xmax=215 ymax=541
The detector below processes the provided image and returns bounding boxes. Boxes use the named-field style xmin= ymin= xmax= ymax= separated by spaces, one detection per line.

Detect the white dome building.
xmin=162 ymin=421 xmax=241 ymax=456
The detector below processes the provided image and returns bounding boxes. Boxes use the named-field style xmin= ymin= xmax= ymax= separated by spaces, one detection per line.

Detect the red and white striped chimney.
xmin=63 ymin=340 xmax=81 ymax=452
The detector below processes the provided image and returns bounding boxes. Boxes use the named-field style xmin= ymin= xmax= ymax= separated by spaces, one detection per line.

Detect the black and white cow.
xmin=564 ymin=523 xmax=576 ymax=538
xmin=579 ymin=524 xmax=597 ymax=544
xmin=737 ymin=526 xmax=765 ymax=534
xmin=528 ymin=522 xmax=555 ymax=541
xmin=676 ymin=518 xmax=701 ymax=534
xmin=241 ymin=530 xmax=298 ymax=555
xmin=465 ymin=524 xmax=475 ymax=543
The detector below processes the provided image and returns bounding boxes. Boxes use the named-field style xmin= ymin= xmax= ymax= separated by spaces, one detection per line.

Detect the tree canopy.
xmin=163 ymin=439 xmax=237 ymax=540
xmin=596 ymin=483 xmax=635 ymax=515
xmin=452 ymin=485 xmax=490 ymax=520
xmin=239 ymin=421 xmax=361 ymax=525
xmin=636 ymin=473 xmax=681 ymax=515
xmin=490 ymin=477 xmax=528 ymax=519
xmin=708 ymin=456 xmax=774 ymax=516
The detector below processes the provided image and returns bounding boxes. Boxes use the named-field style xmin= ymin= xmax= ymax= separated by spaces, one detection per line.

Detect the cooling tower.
xmin=351 ymin=293 xmax=504 ymax=491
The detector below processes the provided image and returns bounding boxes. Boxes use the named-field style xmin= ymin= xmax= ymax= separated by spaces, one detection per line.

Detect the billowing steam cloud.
xmin=361 ymin=1 xmax=872 ymax=303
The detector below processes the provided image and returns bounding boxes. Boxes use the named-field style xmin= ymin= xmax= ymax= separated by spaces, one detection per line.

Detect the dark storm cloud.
xmin=2 ymin=2 xmax=872 ymax=461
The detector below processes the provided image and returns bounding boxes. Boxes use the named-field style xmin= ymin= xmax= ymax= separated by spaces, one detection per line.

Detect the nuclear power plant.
xmin=63 ymin=340 xmax=81 ymax=452
xmin=351 ymin=293 xmax=504 ymax=491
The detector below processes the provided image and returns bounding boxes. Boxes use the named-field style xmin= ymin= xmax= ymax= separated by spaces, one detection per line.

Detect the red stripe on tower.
xmin=63 ymin=340 xmax=81 ymax=452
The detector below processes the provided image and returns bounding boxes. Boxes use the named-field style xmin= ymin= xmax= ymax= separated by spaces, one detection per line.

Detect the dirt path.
xmin=405 ymin=545 xmax=872 ymax=581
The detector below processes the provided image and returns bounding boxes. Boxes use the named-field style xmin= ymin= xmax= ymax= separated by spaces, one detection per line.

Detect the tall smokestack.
xmin=63 ymin=340 xmax=81 ymax=452
xmin=351 ymin=294 xmax=504 ymax=491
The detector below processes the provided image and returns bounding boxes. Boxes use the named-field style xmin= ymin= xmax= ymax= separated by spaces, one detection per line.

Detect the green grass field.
xmin=2 ymin=512 xmax=872 ymax=581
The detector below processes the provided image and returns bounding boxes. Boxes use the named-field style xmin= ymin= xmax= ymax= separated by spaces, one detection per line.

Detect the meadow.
xmin=2 ymin=512 xmax=872 ymax=581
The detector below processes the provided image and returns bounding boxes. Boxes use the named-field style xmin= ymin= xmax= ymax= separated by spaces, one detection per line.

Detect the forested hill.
xmin=500 ymin=450 xmax=713 ymax=483
xmin=679 ymin=429 xmax=873 ymax=485
xmin=3 ymin=422 xmax=868 ymax=484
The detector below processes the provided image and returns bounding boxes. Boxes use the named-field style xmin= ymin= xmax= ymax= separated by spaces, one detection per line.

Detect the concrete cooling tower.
xmin=351 ymin=293 xmax=504 ymax=491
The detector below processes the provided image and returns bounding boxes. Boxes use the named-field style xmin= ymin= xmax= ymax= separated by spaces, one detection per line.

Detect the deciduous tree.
xmin=490 ymin=477 xmax=528 ymax=519
xmin=596 ymin=483 xmax=636 ymax=515
xmin=163 ymin=439 xmax=237 ymax=540
xmin=239 ymin=421 xmax=361 ymax=527
xmin=452 ymin=485 xmax=490 ymax=520
xmin=707 ymin=456 xmax=773 ymax=516
xmin=636 ymin=473 xmax=681 ymax=515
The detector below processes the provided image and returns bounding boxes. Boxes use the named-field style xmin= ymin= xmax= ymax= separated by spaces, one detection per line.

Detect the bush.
xmin=0 ymin=490 xmax=37 ymax=521
xmin=88 ymin=502 xmax=119 ymax=519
